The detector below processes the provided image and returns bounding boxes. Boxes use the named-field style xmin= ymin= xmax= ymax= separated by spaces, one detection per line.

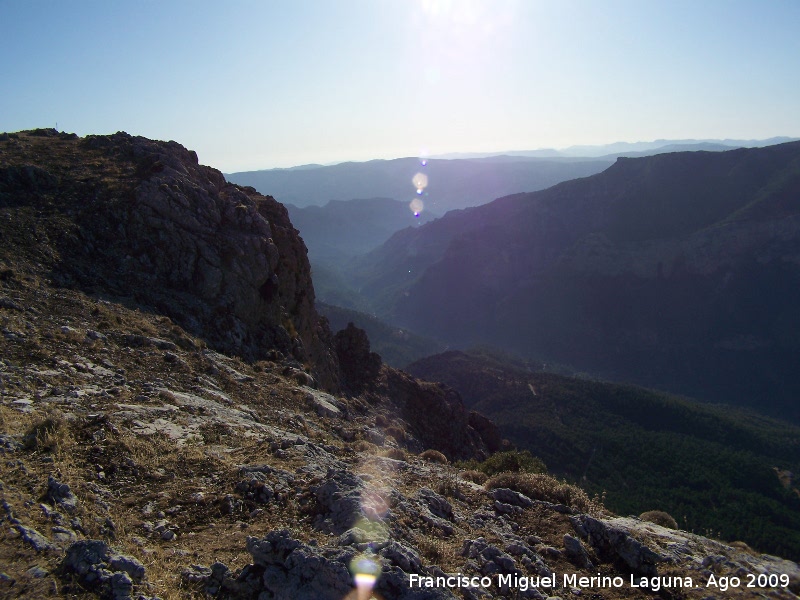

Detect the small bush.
xmin=352 ymin=440 xmax=377 ymax=453
xmin=729 ymin=540 xmax=757 ymax=554
xmin=385 ymin=425 xmax=406 ymax=443
xmin=383 ymin=447 xmax=407 ymax=461
xmin=460 ymin=469 xmax=489 ymax=485
xmin=459 ymin=450 xmax=547 ymax=477
xmin=639 ymin=510 xmax=678 ymax=529
xmin=436 ymin=467 xmax=463 ymax=498
xmin=485 ymin=472 xmax=597 ymax=513
xmin=419 ymin=449 xmax=448 ymax=464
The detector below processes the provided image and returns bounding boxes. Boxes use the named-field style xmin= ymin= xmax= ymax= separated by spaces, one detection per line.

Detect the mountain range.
xmin=228 ymin=155 xmax=614 ymax=213
xmin=226 ymin=138 xmax=798 ymax=215
xmin=428 ymin=137 xmax=798 ymax=159
xmin=350 ymin=142 xmax=800 ymax=421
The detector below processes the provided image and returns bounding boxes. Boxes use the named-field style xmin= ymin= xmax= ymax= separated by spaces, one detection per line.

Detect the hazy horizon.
xmin=2 ymin=0 xmax=799 ymax=172
xmin=226 ymin=136 xmax=799 ymax=172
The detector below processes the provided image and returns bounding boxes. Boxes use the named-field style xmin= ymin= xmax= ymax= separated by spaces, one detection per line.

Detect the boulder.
xmin=60 ymin=540 xmax=146 ymax=600
xmin=570 ymin=515 xmax=662 ymax=576
xmin=47 ymin=475 xmax=78 ymax=513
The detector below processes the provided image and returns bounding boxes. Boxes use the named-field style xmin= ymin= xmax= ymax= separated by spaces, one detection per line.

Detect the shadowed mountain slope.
xmin=355 ymin=142 xmax=800 ymax=419
xmin=285 ymin=197 xmax=437 ymax=268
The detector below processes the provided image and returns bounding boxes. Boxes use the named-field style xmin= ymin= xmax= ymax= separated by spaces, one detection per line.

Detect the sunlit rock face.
xmin=0 ymin=129 xmax=338 ymax=389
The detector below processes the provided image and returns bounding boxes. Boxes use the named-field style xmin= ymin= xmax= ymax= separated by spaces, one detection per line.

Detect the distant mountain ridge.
xmin=351 ymin=141 xmax=800 ymax=420
xmin=227 ymin=155 xmax=614 ymax=213
xmin=285 ymin=197 xmax=437 ymax=265
xmin=431 ymin=137 xmax=798 ymax=159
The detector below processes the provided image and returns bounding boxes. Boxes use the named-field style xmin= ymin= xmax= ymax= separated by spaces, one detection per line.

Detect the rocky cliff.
xmin=0 ymin=128 xmax=338 ymax=388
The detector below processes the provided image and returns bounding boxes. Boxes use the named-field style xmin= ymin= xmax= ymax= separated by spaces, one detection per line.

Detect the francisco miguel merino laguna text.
xmin=408 ymin=572 xmax=697 ymax=592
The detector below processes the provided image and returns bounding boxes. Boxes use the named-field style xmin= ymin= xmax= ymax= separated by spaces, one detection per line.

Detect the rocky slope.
xmin=1 ymin=130 xmax=799 ymax=600
xmin=2 ymin=279 xmax=799 ymax=600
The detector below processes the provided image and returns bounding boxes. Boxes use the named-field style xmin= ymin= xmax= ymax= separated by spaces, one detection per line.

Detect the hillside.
xmin=407 ymin=350 xmax=800 ymax=560
xmin=2 ymin=129 xmax=800 ymax=600
xmin=353 ymin=142 xmax=800 ymax=420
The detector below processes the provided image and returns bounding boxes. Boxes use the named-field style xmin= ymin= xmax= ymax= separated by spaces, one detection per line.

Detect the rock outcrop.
xmin=0 ymin=129 xmax=337 ymax=388
xmin=369 ymin=368 xmax=490 ymax=461
xmin=59 ymin=540 xmax=148 ymax=600
xmin=334 ymin=322 xmax=382 ymax=393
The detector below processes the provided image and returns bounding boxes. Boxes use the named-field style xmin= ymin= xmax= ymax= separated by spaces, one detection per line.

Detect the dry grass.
xmin=23 ymin=410 xmax=72 ymax=453
xmin=416 ymin=534 xmax=455 ymax=565
xmin=485 ymin=472 xmax=601 ymax=514
xmin=384 ymin=425 xmax=406 ymax=444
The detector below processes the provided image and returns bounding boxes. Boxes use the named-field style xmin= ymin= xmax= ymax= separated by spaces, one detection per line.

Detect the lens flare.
xmin=350 ymin=553 xmax=381 ymax=600
xmin=412 ymin=172 xmax=428 ymax=191
xmin=361 ymin=488 xmax=391 ymax=521
xmin=410 ymin=198 xmax=424 ymax=215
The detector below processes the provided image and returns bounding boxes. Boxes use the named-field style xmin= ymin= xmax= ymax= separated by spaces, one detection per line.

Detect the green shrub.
xmin=459 ymin=449 xmax=547 ymax=477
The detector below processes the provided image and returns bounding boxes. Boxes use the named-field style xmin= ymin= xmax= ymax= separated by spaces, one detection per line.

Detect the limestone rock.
xmin=228 ymin=530 xmax=456 ymax=600
xmin=468 ymin=411 xmax=504 ymax=453
xmin=60 ymin=539 xmax=146 ymax=600
xmin=563 ymin=534 xmax=594 ymax=569
xmin=570 ymin=514 xmax=662 ymax=576
xmin=491 ymin=488 xmax=534 ymax=508
xmin=47 ymin=475 xmax=78 ymax=513
xmin=373 ymin=369 xmax=489 ymax=461
xmin=417 ymin=488 xmax=454 ymax=521
xmin=15 ymin=524 xmax=56 ymax=553
xmin=312 ymin=469 xmax=364 ymax=534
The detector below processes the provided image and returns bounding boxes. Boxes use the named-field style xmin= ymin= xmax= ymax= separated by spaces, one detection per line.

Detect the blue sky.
xmin=1 ymin=0 xmax=799 ymax=171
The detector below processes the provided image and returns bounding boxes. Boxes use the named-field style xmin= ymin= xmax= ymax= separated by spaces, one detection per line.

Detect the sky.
xmin=1 ymin=0 xmax=799 ymax=171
